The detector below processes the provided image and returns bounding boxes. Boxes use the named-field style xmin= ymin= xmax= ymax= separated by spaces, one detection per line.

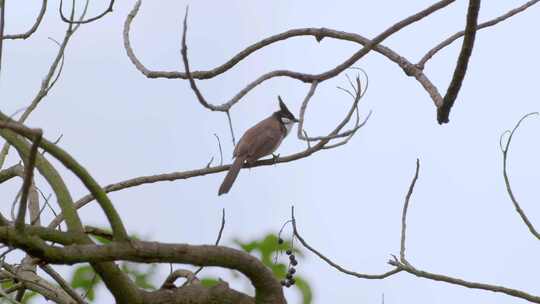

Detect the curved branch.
xmin=417 ymin=0 xmax=540 ymax=68
xmin=0 ymin=230 xmax=286 ymax=304
xmin=1 ymin=261 xmax=77 ymax=304
xmin=0 ymin=113 xmax=129 ymax=241
xmin=389 ymin=260 xmax=540 ymax=303
xmin=59 ymin=0 xmax=114 ymax=24
xmin=0 ymin=0 xmax=89 ymax=170
xmin=436 ymin=0 xmax=481 ymax=124
xmin=126 ymin=0 xmax=450 ymax=111
xmin=142 ymin=284 xmax=254 ymax=304
xmin=292 ymin=207 xmax=401 ymax=280
xmin=3 ymin=0 xmax=47 ymax=40
xmin=500 ymin=112 xmax=540 ymax=240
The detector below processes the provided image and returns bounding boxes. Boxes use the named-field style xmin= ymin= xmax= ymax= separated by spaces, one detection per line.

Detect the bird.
xmin=218 ymin=97 xmax=299 ymax=195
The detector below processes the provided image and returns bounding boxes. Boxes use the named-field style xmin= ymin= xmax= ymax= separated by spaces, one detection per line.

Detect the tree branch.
xmin=0 ymin=113 xmax=129 ymax=241
xmin=389 ymin=260 xmax=540 ymax=303
xmin=0 ymin=230 xmax=286 ymax=304
xmin=0 ymin=0 xmax=89 ymax=170
xmin=417 ymin=0 xmax=540 ymax=68
xmin=2 ymin=0 xmax=47 ymax=40
xmin=0 ymin=0 xmax=5 ymax=76
xmin=400 ymin=159 xmax=420 ymax=263
xmin=0 ymin=120 xmax=140 ymax=304
xmin=40 ymin=264 xmax=86 ymax=304
xmin=500 ymin=112 xmax=540 ymax=240
xmin=292 ymin=206 xmax=401 ymax=280
xmin=437 ymin=0 xmax=481 ymax=124
xmin=59 ymin=0 xmax=114 ymax=24
xmin=15 ymin=130 xmax=42 ymax=231
xmin=127 ymin=0 xmax=452 ymax=112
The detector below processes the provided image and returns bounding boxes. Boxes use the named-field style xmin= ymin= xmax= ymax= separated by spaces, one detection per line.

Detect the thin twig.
xmin=0 ymin=288 xmax=22 ymax=304
xmin=3 ymin=0 xmax=47 ymax=40
xmin=418 ymin=0 xmax=540 ymax=68
xmin=59 ymin=0 xmax=114 ymax=24
xmin=214 ymin=133 xmax=223 ymax=166
xmin=291 ymin=206 xmax=401 ymax=279
xmin=189 ymin=209 xmax=226 ymax=282
xmin=400 ymin=159 xmax=420 ymax=263
xmin=40 ymin=264 xmax=86 ymax=304
xmin=0 ymin=0 xmax=5 ymax=76
xmin=500 ymin=112 xmax=540 ymax=240
xmin=226 ymin=111 xmax=236 ymax=146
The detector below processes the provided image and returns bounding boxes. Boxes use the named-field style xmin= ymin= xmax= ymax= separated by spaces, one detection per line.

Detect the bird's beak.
xmin=293 ymin=118 xmax=300 ymax=123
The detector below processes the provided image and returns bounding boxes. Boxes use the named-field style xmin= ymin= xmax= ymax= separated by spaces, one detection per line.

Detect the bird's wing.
xmin=246 ymin=123 xmax=284 ymax=161
xmin=234 ymin=116 xmax=284 ymax=161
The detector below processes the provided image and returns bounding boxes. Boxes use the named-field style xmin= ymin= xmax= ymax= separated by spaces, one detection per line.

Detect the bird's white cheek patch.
xmin=284 ymin=122 xmax=294 ymax=136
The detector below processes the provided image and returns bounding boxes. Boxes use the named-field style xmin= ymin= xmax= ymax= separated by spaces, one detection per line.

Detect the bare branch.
xmin=226 ymin=111 xmax=236 ymax=146
xmin=389 ymin=260 xmax=540 ymax=303
xmin=418 ymin=0 xmax=540 ymax=68
xmin=299 ymin=72 xmax=368 ymax=142
xmin=40 ymin=264 xmax=86 ymax=304
xmin=0 ymin=0 xmax=89 ymax=170
xmin=3 ymin=0 xmax=47 ymax=40
xmin=128 ymin=0 xmax=452 ymax=112
xmin=400 ymin=159 xmax=420 ymax=263
xmin=15 ymin=131 xmax=43 ymax=231
xmin=296 ymin=81 xmax=319 ymax=140
xmin=291 ymin=206 xmax=401 ymax=280
xmin=214 ymin=134 xmax=223 ymax=166
xmin=191 ymin=208 xmax=226 ymax=279
xmin=0 ymin=0 xmax=5 ymax=76
xmin=437 ymin=0 xmax=481 ymax=124
xmin=1 ymin=261 xmax=76 ymax=304
xmin=500 ymin=112 xmax=540 ymax=240
xmin=59 ymin=0 xmax=114 ymax=24
xmin=0 ymin=114 xmax=129 ymax=241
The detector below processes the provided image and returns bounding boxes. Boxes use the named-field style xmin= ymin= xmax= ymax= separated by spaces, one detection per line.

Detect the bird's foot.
xmin=272 ymin=153 xmax=280 ymax=164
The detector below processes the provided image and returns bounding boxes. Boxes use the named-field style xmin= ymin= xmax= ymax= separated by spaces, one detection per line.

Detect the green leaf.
xmin=200 ymin=278 xmax=220 ymax=288
xmin=295 ymin=276 xmax=313 ymax=304
xmin=70 ymin=265 xmax=100 ymax=301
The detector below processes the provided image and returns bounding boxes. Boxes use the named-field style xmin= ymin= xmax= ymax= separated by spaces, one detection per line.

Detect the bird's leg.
xmin=272 ymin=153 xmax=280 ymax=164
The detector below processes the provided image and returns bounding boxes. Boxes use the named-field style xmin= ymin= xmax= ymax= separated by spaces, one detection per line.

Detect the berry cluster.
xmin=278 ymin=238 xmax=298 ymax=288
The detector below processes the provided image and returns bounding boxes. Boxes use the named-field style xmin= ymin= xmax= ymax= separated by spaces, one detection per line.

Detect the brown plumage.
xmin=218 ymin=99 xmax=298 ymax=195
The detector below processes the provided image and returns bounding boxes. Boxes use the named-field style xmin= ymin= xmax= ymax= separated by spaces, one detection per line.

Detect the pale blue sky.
xmin=1 ymin=1 xmax=540 ymax=303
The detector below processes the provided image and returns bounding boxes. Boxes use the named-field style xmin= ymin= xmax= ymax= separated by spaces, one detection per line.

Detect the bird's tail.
xmin=218 ymin=155 xmax=246 ymax=195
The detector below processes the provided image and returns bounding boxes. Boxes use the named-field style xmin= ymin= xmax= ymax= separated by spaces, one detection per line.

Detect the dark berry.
xmin=278 ymin=238 xmax=284 ymax=244
xmin=286 ymin=273 xmax=293 ymax=279
xmin=280 ymin=280 xmax=287 ymax=286
xmin=285 ymin=282 xmax=292 ymax=288
xmin=291 ymin=259 xmax=298 ymax=266
xmin=288 ymin=254 xmax=296 ymax=260
xmin=288 ymin=267 xmax=296 ymax=274
xmin=288 ymin=278 xmax=296 ymax=285
xmin=285 ymin=249 xmax=292 ymax=255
